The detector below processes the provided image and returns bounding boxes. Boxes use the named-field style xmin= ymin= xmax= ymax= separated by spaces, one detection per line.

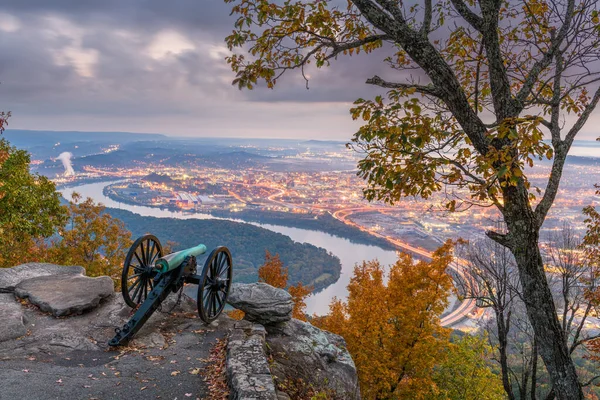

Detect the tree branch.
xmin=535 ymin=85 xmax=600 ymax=224
xmin=514 ymin=0 xmax=576 ymax=110
xmin=324 ymin=34 xmax=391 ymax=61
xmin=449 ymin=0 xmax=484 ymax=31
xmin=365 ymin=75 xmax=442 ymax=97
xmin=421 ymin=0 xmax=433 ymax=36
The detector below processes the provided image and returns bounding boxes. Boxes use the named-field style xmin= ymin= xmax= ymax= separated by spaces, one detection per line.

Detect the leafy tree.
xmin=314 ymin=242 xmax=454 ymax=399
xmin=225 ymin=0 xmax=600 ymax=396
xmin=433 ymin=334 xmax=505 ymax=400
xmin=258 ymin=250 xmax=288 ymax=288
xmin=0 ymin=138 xmax=67 ymax=267
xmin=257 ymin=250 xmax=312 ymax=320
xmin=48 ymin=193 xmax=132 ymax=286
xmin=582 ymin=185 xmax=600 ymax=363
xmin=288 ymin=282 xmax=312 ymax=321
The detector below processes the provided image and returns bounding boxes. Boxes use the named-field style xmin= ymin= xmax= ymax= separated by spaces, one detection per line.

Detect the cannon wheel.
xmin=198 ymin=246 xmax=232 ymax=324
xmin=121 ymin=235 xmax=163 ymax=308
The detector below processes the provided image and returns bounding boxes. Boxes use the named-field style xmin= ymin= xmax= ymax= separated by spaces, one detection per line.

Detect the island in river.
xmin=106 ymin=208 xmax=342 ymax=291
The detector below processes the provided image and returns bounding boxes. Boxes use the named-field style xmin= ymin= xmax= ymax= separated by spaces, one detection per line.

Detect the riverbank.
xmin=59 ymin=181 xmax=401 ymax=315
xmin=102 ymin=183 xmax=396 ymax=251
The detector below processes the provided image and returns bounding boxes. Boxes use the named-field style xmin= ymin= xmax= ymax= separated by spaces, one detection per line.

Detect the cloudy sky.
xmin=0 ymin=1 xmax=598 ymax=140
xmin=0 ymin=0 xmax=388 ymax=139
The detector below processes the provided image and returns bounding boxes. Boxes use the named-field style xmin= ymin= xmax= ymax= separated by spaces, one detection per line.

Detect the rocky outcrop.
xmin=0 ymin=293 xmax=27 ymax=342
xmin=0 ymin=263 xmax=85 ymax=290
xmin=15 ymin=274 xmax=114 ymax=317
xmin=227 ymin=283 xmax=360 ymax=399
xmin=228 ymin=283 xmax=293 ymax=325
xmin=266 ymin=319 xmax=360 ymax=399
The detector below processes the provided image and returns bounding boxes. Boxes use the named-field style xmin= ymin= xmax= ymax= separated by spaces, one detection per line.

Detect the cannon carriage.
xmin=109 ymin=234 xmax=232 ymax=346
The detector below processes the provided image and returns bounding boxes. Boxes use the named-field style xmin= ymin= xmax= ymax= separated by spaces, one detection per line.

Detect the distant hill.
xmin=4 ymin=129 xmax=167 ymax=147
xmin=142 ymin=173 xmax=175 ymax=184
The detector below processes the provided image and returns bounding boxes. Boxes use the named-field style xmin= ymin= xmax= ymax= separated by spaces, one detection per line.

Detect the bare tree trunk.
xmin=506 ymin=212 xmax=582 ymax=400
xmin=531 ymin=335 xmax=538 ymax=400
xmin=497 ymin=316 xmax=516 ymax=400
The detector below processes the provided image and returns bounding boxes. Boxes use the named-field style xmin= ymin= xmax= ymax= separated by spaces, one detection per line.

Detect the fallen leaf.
xmin=22 ymin=369 xmax=29 ymax=373
xmin=170 ymin=371 xmax=181 ymax=376
xmin=140 ymin=386 xmax=147 ymax=391
xmin=56 ymin=379 xmax=63 ymax=384
xmin=185 ymin=394 xmax=192 ymax=397
xmin=189 ymin=368 xmax=201 ymax=375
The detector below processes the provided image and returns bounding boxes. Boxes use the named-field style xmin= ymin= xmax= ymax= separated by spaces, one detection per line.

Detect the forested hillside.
xmin=107 ymin=208 xmax=341 ymax=291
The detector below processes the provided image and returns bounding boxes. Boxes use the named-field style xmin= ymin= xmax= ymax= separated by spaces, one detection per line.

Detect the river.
xmin=60 ymin=181 xmax=400 ymax=315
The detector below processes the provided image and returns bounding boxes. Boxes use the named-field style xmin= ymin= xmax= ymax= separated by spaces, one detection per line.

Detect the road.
xmin=331 ymin=208 xmax=479 ymax=327
xmin=229 ymin=186 xmax=480 ymax=327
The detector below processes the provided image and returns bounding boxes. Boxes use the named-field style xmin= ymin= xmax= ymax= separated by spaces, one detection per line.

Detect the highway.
xmin=226 ymin=186 xmax=480 ymax=327
xmin=331 ymin=208 xmax=479 ymax=327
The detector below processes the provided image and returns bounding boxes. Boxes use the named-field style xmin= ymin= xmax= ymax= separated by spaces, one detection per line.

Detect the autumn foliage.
xmin=583 ymin=184 xmax=600 ymax=360
xmin=258 ymin=250 xmax=288 ymax=289
xmin=314 ymin=242 xmax=454 ymax=398
xmin=259 ymin=250 xmax=313 ymax=321
xmin=47 ymin=192 xmax=132 ymax=287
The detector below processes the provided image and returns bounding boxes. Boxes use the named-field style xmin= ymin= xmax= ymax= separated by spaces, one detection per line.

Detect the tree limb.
xmin=365 ymin=75 xmax=442 ymax=97
xmin=449 ymin=0 xmax=484 ymax=31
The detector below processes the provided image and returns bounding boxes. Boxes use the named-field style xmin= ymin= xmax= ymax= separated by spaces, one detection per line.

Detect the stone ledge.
xmin=226 ymin=320 xmax=277 ymax=400
xmin=15 ymin=274 xmax=114 ymax=317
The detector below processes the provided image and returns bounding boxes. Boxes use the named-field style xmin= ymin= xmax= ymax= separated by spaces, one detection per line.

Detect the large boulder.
xmin=0 ymin=294 xmax=27 ymax=343
xmin=228 ymin=283 xmax=293 ymax=325
xmin=266 ymin=319 xmax=360 ymax=399
xmin=0 ymin=263 xmax=85 ymax=290
xmin=15 ymin=274 xmax=114 ymax=317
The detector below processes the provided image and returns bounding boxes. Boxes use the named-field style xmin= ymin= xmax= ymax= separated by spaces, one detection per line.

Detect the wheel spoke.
xmin=145 ymin=240 xmax=152 ymax=266
xmin=127 ymin=272 xmax=144 ymax=280
xmin=128 ymin=277 xmax=142 ymax=292
xmin=140 ymin=242 xmax=147 ymax=266
xmin=211 ymin=293 xmax=217 ymax=316
xmin=204 ymin=290 xmax=213 ymax=313
xmin=218 ymin=260 xmax=229 ymax=278
xmin=215 ymin=292 xmax=223 ymax=310
xmin=149 ymin=241 xmax=159 ymax=264
xmin=131 ymin=278 xmax=143 ymax=302
xmin=134 ymin=252 xmax=144 ymax=267
xmin=218 ymin=254 xmax=227 ymax=275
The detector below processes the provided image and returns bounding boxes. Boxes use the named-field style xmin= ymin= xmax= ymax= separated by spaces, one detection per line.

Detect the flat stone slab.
xmin=0 ymin=294 xmax=27 ymax=343
xmin=15 ymin=274 xmax=114 ymax=317
xmin=0 ymin=263 xmax=85 ymax=290
xmin=228 ymin=283 xmax=293 ymax=325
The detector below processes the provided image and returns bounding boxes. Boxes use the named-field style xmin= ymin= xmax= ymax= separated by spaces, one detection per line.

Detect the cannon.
xmin=109 ymin=234 xmax=232 ymax=346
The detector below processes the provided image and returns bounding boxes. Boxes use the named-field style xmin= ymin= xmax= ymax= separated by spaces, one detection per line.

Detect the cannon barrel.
xmin=154 ymin=244 xmax=207 ymax=273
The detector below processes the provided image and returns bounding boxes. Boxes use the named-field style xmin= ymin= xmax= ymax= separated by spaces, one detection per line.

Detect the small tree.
xmin=433 ymin=334 xmax=505 ymax=400
xmin=0 ymin=137 xmax=67 ymax=267
xmin=258 ymin=250 xmax=288 ymax=288
xmin=48 ymin=193 xmax=132 ymax=286
xmin=315 ymin=242 xmax=455 ymax=399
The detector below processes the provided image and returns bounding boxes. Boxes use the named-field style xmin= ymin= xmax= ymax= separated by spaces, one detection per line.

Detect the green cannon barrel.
xmin=154 ymin=244 xmax=207 ymax=273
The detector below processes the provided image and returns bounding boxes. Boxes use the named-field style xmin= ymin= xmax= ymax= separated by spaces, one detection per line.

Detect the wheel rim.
xmin=198 ymin=247 xmax=232 ymax=323
xmin=121 ymin=235 xmax=162 ymax=308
